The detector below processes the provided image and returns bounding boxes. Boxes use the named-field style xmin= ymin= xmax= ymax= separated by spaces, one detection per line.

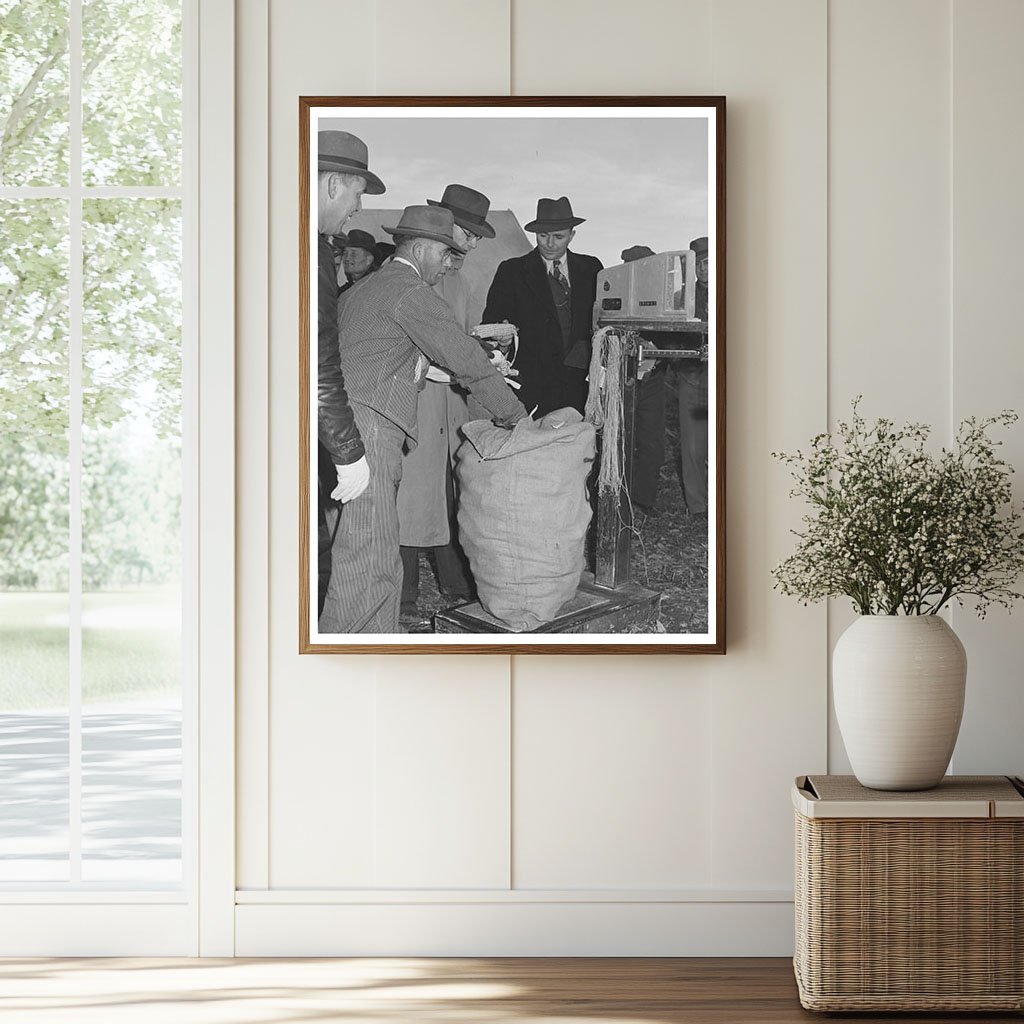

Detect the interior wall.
xmin=234 ymin=0 xmax=1024 ymax=956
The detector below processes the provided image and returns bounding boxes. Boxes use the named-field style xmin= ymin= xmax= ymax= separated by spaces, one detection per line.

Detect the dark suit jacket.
xmin=483 ymin=248 xmax=603 ymax=417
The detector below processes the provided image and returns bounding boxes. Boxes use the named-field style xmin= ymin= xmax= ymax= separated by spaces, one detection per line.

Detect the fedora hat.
xmin=621 ymin=244 xmax=655 ymax=263
xmin=343 ymin=229 xmax=381 ymax=261
xmin=383 ymin=205 xmax=467 ymax=252
xmin=524 ymin=196 xmax=585 ymax=232
xmin=318 ymin=130 xmax=386 ymax=195
xmin=426 ymin=183 xmax=496 ymax=239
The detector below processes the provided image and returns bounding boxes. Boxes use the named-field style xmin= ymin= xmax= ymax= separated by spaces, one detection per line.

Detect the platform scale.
xmin=435 ymin=250 xmax=707 ymax=635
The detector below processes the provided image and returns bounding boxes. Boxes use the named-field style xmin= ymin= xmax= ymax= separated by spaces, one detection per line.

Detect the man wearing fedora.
xmin=483 ymin=196 xmax=603 ymax=417
xmin=320 ymin=205 xmax=526 ymax=634
xmin=397 ymin=184 xmax=496 ymax=621
xmin=675 ymin=235 xmax=709 ymax=515
xmin=316 ymin=130 xmax=385 ymax=616
xmin=337 ymin=229 xmax=382 ymax=310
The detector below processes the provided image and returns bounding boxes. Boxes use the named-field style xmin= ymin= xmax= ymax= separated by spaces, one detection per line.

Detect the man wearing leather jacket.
xmin=316 ymin=131 xmax=386 ymax=614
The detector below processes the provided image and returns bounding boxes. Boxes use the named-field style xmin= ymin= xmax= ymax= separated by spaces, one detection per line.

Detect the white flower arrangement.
xmin=772 ymin=401 xmax=1024 ymax=616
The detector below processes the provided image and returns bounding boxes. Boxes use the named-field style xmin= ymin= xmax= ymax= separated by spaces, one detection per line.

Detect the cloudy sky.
xmin=320 ymin=111 xmax=710 ymax=269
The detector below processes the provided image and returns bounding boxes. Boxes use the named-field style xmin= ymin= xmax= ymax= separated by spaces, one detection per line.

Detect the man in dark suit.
xmin=483 ymin=197 xmax=603 ymax=417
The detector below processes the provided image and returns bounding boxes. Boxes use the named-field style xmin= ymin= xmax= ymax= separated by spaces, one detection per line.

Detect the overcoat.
xmin=482 ymin=247 xmax=603 ymax=417
xmin=396 ymin=269 xmax=475 ymax=546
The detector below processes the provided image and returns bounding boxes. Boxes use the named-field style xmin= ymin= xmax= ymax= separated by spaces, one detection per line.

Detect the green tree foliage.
xmin=0 ymin=199 xmax=68 ymax=444
xmin=0 ymin=0 xmax=182 ymax=590
xmin=0 ymin=0 xmax=69 ymax=186
xmin=82 ymin=430 xmax=181 ymax=589
xmin=82 ymin=0 xmax=181 ymax=186
xmin=84 ymin=198 xmax=182 ymax=439
xmin=0 ymin=441 xmax=68 ymax=588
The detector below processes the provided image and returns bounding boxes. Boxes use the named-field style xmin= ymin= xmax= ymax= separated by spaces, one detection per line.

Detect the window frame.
xmin=0 ymin=0 xmax=235 ymax=956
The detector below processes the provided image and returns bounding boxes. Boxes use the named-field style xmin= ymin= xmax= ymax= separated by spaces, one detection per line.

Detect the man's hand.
xmin=331 ymin=456 xmax=370 ymax=503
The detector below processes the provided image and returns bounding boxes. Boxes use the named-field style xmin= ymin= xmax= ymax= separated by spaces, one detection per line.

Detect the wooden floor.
xmin=0 ymin=957 xmax=1020 ymax=1023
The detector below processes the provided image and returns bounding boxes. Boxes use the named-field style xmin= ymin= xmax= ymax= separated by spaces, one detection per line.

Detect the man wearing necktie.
xmin=483 ymin=196 xmax=603 ymax=417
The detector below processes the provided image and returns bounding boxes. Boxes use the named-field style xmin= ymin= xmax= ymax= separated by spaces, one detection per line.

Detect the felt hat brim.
xmin=426 ymin=199 xmax=496 ymax=238
xmin=382 ymin=224 xmax=468 ymax=253
xmin=317 ymin=156 xmax=386 ymax=195
xmin=523 ymin=216 xmax=585 ymax=232
xmin=344 ymin=243 xmax=380 ymax=260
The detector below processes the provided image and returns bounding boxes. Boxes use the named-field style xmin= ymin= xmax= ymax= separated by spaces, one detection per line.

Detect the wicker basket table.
xmin=793 ymin=774 xmax=1024 ymax=1012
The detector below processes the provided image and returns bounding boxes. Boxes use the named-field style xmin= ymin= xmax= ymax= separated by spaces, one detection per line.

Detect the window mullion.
xmin=68 ymin=0 xmax=83 ymax=886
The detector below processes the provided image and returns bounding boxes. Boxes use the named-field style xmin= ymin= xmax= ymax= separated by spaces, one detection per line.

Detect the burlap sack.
xmin=455 ymin=409 xmax=596 ymax=630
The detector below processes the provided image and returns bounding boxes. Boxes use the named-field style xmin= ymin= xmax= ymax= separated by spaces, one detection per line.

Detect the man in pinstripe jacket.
xmin=319 ymin=205 xmax=527 ymax=634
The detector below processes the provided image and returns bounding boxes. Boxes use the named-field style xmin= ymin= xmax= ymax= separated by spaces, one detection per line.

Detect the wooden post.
xmin=594 ymin=331 xmax=638 ymax=589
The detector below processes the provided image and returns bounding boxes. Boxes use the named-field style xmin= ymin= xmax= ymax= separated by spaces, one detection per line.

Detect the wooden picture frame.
xmin=300 ymin=96 xmax=725 ymax=654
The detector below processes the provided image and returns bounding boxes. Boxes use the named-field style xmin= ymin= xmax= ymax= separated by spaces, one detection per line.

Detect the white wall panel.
xmin=265 ymin=0 xmax=378 ymax=888
xmin=707 ymin=0 xmax=828 ymax=889
xmin=828 ymin=0 xmax=950 ymax=424
xmin=230 ymin=0 xmax=1024 ymax=956
xmin=827 ymin=0 xmax=952 ymax=774
xmin=367 ymin=4 xmax=515 ymax=890
xmin=513 ymin=657 xmax=713 ymax=888
xmin=269 ymin=668 xmax=378 ymax=887
xmin=374 ymin=1 xmax=510 ymax=95
xmin=263 ymin=0 xmax=515 ymax=893
xmin=949 ymin=0 xmax=1024 ymax=778
xmin=374 ymin=659 xmax=511 ymax=888
xmin=512 ymin=0 xmax=711 ymax=93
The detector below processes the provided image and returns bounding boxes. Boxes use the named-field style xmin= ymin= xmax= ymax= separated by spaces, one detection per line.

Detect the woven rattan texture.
xmin=794 ymin=812 xmax=1024 ymax=1011
xmin=806 ymin=774 xmax=1023 ymax=803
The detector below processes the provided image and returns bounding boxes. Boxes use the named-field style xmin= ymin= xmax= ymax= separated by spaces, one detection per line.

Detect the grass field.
xmin=0 ymin=589 xmax=181 ymax=710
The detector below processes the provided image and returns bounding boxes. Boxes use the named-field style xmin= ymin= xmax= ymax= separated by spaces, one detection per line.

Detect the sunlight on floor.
xmin=0 ymin=958 xmax=670 ymax=1024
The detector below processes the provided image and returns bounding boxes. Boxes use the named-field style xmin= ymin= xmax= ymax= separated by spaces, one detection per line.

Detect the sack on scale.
xmin=455 ymin=409 xmax=596 ymax=631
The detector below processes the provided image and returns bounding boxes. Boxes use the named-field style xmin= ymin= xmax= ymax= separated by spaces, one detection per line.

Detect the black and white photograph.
xmin=301 ymin=98 xmax=725 ymax=653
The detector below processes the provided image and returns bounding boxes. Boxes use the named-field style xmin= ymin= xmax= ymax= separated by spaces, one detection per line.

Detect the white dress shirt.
xmin=542 ymin=253 xmax=570 ymax=287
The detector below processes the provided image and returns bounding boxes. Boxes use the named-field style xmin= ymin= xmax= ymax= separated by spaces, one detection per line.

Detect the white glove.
xmin=331 ymin=456 xmax=369 ymax=503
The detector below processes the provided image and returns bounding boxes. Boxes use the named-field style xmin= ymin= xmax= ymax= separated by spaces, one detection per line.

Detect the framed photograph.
xmin=300 ymin=96 xmax=725 ymax=654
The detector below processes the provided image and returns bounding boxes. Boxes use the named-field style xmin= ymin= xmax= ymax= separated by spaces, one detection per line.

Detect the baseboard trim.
xmin=236 ymin=887 xmax=792 ymax=904
xmin=235 ymin=900 xmax=795 ymax=956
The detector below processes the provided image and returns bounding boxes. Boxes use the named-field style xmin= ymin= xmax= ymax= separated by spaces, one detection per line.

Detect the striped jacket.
xmin=337 ymin=259 xmax=525 ymax=440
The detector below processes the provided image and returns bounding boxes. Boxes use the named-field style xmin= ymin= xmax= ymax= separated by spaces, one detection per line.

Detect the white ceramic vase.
xmin=833 ymin=615 xmax=967 ymax=791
